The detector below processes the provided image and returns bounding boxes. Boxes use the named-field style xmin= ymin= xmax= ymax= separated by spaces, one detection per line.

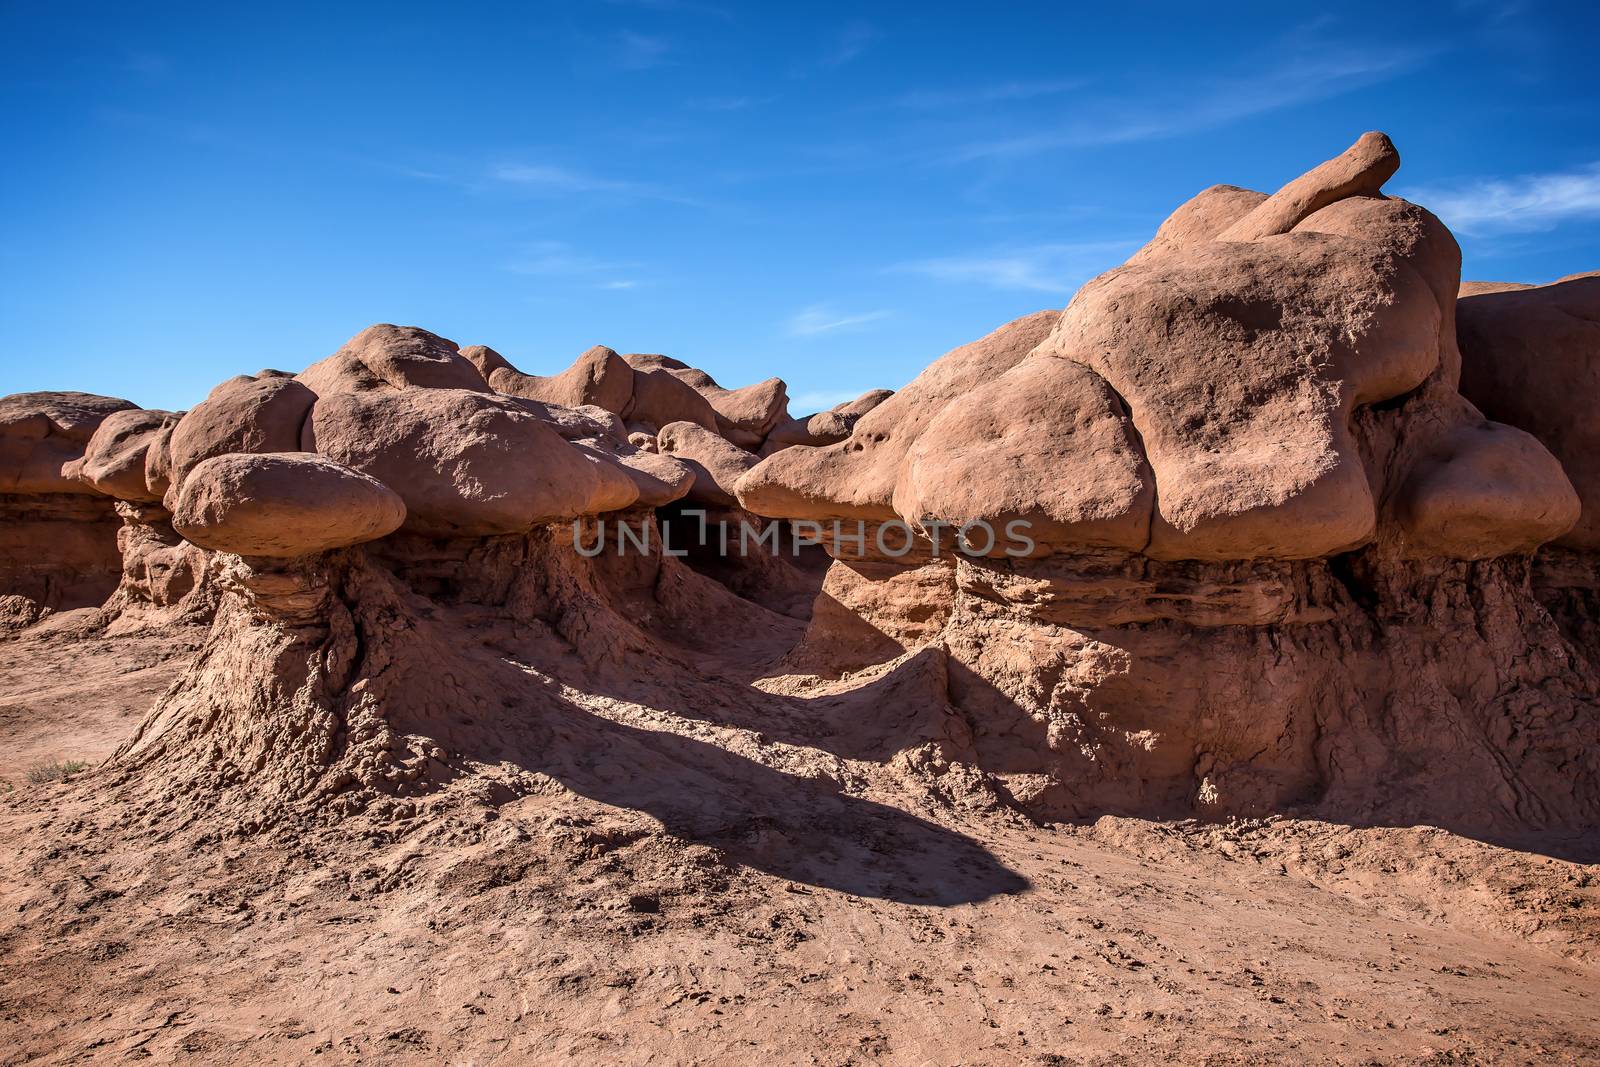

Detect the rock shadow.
xmin=437 ymin=655 xmax=1029 ymax=906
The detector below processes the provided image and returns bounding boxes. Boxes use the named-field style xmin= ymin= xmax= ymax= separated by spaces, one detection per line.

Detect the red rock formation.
xmin=738 ymin=133 xmax=1598 ymax=834
xmin=2 ymin=133 xmax=1594 ymax=847
xmin=0 ymin=392 xmax=136 ymax=626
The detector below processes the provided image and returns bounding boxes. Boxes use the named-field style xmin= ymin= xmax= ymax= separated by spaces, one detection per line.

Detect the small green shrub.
xmin=25 ymin=760 xmax=89 ymax=784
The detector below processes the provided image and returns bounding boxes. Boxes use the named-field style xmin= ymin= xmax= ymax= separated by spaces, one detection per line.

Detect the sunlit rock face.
xmin=737 ymin=133 xmax=1597 ymax=833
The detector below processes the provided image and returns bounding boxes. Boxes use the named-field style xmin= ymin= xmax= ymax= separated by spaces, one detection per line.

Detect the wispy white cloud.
xmin=488 ymin=162 xmax=698 ymax=205
xmin=596 ymin=0 xmax=731 ymax=16
xmin=888 ymin=78 xmax=1085 ymax=110
xmin=786 ymin=305 xmax=892 ymax=337
xmin=822 ymin=22 xmax=879 ymax=67
xmin=947 ymin=44 xmax=1430 ymax=162
xmin=490 ymin=163 xmax=635 ymax=192
xmin=1402 ymin=164 xmax=1600 ymax=234
xmin=894 ymin=241 xmax=1136 ymax=293
xmin=687 ymin=95 xmax=763 ymax=112
xmin=617 ymin=30 xmax=671 ymax=70
xmin=505 ymin=241 xmax=642 ymax=291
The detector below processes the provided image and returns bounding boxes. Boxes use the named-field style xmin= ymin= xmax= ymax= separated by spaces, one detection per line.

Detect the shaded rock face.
xmin=0 ymin=393 xmax=139 ymax=625
xmin=3 ymin=133 xmax=1597 ymax=843
xmin=941 ymin=551 xmax=1597 ymax=830
xmin=1457 ymin=273 xmax=1600 ymax=549
xmin=1456 ymin=273 xmax=1600 ymax=672
xmin=105 ymin=501 xmax=217 ymax=625
xmin=0 ymin=493 xmax=123 ymax=627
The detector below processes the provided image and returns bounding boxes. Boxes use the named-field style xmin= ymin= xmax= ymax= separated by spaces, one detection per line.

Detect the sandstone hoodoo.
xmin=2 ymin=132 xmax=1596 ymax=844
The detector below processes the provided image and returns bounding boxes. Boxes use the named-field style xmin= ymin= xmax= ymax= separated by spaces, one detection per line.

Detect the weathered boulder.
xmin=659 ymin=421 xmax=760 ymax=507
xmin=74 ymin=408 xmax=176 ymax=503
xmin=737 ymin=310 xmax=1059 ymax=521
xmin=297 ymin=324 xmax=489 ymax=395
xmin=0 ymin=391 xmax=137 ymax=494
xmin=1215 ymin=130 xmax=1400 ymax=241
xmin=172 ymin=452 xmax=407 ymax=558
xmin=142 ymin=417 xmax=180 ymax=501
xmin=465 ymin=344 xmax=635 ymax=416
xmin=1026 ymin=132 xmax=1575 ymax=561
xmin=622 ymin=358 xmax=721 ymax=435
xmin=761 ymin=388 xmax=895 ymax=456
xmin=309 ymin=388 xmax=637 ymax=536
xmin=625 ymin=354 xmax=790 ymax=447
xmin=1046 ymin=232 xmax=1437 ymax=558
xmin=1394 ymin=420 xmax=1579 ymax=559
xmin=573 ymin=439 xmax=695 ymax=508
xmin=1126 ymin=184 xmax=1267 ymax=264
xmin=896 ymin=353 xmax=1153 ymax=555
xmin=166 ymin=376 xmax=316 ymax=505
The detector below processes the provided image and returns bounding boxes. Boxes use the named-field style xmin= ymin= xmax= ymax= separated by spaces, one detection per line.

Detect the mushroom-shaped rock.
xmin=0 ymin=392 xmax=139 ymax=494
xmin=297 ymin=325 xmax=489 ymax=395
xmin=76 ymin=408 xmax=176 ymax=503
xmin=1457 ymin=273 xmax=1600 ymax=547
xmin=166 ymin=377 xmax=316 ymax=504
xmin=1394 ymin=421 xmax=1579 ymax=558
xmin=736 ymin=310 xmax=1060 ymax=522
xmin=309 ymin=388 xmax=637 ymax=536
xmin=1022 ymin=131 xmax=1574 ymax=562
xmin=465 ymin=344 xmax=635 ymax=416
xmin=896 ymin=354 xmax=1154 ymax=555
xmin=743 ymin=133 xmax=1570 ymax=564
xmin=1024 ymin=132 xmax=1477 ymax=560
xmin=658 ymin=421 xmax=759 ymax=508
xmin=1043 ymin=232 xmax=1440 ymax=559
xmin=172 ymin=452 xmax=406 ymax=558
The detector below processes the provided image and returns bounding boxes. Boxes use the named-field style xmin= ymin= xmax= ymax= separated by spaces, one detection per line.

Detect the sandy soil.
xmin=0 ymin=612 xmax=203 ymax=787
xmin=1 ymin=621 xmax=1598 ymax=1066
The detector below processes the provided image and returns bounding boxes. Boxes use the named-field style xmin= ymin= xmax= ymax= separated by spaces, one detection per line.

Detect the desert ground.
xmin=2 ymin=605 xmax=1597 ymax=1065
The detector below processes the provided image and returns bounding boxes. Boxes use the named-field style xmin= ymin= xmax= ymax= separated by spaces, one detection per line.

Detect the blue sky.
xmin=3 ymin=1 xmax=1597 ymax=413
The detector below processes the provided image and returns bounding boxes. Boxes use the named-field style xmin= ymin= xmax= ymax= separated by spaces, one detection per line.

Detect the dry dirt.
xmin=1 ymin=618 xmax=1597 ymax=1066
